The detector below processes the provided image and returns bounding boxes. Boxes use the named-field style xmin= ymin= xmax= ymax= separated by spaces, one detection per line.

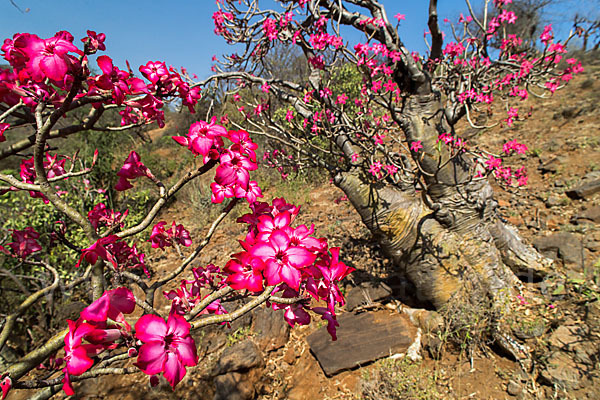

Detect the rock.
xmin=545 ymin=217 xmax=560 ymax=231
xmin=212 ymin=340 xmax=265 ymax=400
xmin=498 ymin=199 xmax=510 ymax=208
xmin=213 ymin=371 xmax=261 ymax=400
xmin=540 ymin=351 xmax=583 ymax=390
xmin=307 ymin=310 xmax=417 ymax=376
xmin=286 ymin=353 xmax=324 ymax=400
xmin=540 ymin=323 xmax=600 ymax=391
xmin=196 ymin=325 xmax=228 ymax=357
xmin=566 ymin=172 xmax=600 ymax=199
xmin=548 ymin=325 xmax=587 ymax=352
xmin=344 ymin=281 xmax=393 ymax=311
xmin=538 ymin=156 xmax=563 ymax=174
xmin=545 ymin=194 xmax=564 ymax=208
xmin=507 ymin=380 xmax=522 ymax=396
xmin=571 ymin=205 xmax=600 ymax=224
xmin=532 ymin=232 xmax=583 ymax=268
xmin=251 ymin=306 xmax=289 ymax=352
xmin=553 ymin=179 xmax=567 ymax=188
xmin=213 ymin=340 xmax=264 ymax=376
xmin=585 ymin=240 xmax=600 ymax=252
xmin=585 ymin=302 xmax=600 ymax=332
xmin=550 ymin=324 xmax=597 ymax=366
xmin=513 ymin=319 xmax=547 ymax=339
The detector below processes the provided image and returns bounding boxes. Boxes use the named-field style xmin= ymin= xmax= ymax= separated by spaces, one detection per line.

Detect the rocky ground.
xmin=5 ymin=57 xmax=600 ymax=400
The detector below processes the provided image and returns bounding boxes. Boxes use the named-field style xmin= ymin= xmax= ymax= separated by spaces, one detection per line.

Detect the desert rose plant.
xmin=0 ymin=27 xmax=352 ymax=398
xmin=0 ymin=0 xmax=584 ymax=397
xmin=204 ymin=0 xmax=581 ymax=366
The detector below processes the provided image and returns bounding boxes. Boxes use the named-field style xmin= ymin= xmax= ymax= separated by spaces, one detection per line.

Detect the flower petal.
xmin=135 ymin=341 xmax=167 ymax=375
xmin=135 ymin=315 xmax=167 ymax=342
xmin=162 ymin=352 xmax=186 ymax=388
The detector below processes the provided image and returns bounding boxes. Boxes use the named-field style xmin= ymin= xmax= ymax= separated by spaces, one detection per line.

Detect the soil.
xmin=7 ymin=59 xmax=600 ymax=400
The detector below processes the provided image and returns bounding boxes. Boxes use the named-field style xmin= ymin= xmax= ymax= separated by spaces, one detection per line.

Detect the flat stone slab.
xmin=307 ymin=310 xmax=417 ymax=376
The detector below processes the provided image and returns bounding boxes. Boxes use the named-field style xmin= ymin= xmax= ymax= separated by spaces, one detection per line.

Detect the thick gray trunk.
xmin=334 ymin=92 xmax=551 ymax=364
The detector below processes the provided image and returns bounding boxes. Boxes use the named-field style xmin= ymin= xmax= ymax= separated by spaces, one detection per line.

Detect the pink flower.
xmin=485 ymin=155 xmax=502 ymax=170
xmin=89 ymin=55 xmax=132 ymax=105
xmin=80 ymin=287 xmax=136 ymax=327
xmin=540 ymin=24 xmax=553 ymax=45
xmin=235 ymin=180 xmax=263 ymax=204
xmin=115 ymin=151 xmax=150 ymax=191
xmin=308 ymin=55 xmax=325 ymax=69
xmin=215 ymin=149 xmax=257 ymax=189
xmin=62 ymin=319 xmax=100 ymax=395
xmin=0 ymin=123 xmax=8 ymax=142
xmin=228 ymin=129 xmax=258 ymax=162
xmin=81 ymin=30 xmax=106 ymax=52
xmin=438 ymin=132 xmax=453 ymax=145
xmin=1 ymin=376 xmax=11 ymax=400
xmin=368 ymin=161 xmax=382 ymax=177
xmin=224 ymin=251 xmax=265 ymax=292
xmin=282 ymin=303 xmax=311 ymax=327
xmin=285 ymin=109 xmax=295 ymax=122
xmin=139 ymin=61 xmax=169 ymax=85
xmin=149 ymin=221 xmax=192 ymax=249
xmin=250 ymin=230 xmax=316 ymax=289
xmin=135 ymin=313 xmax=198 ymax=388
xmin=315 ymin=247 xmax=354 ymax=311
xmin=8 ymin=227 xmax=42 ymax=258
xmin=410 ymin=141 xmax=423 ymax=152
xmin=172 ymin=117 xmax=226 ymax=159
xmin=319 ymin=87 xmax=332 ymax=98
xmin=210 ymin=182 xmax=235 ymax=203
xmin=23 ymin=33 xmax=82 ymax=82
xmin=262 ymin=18 xmax=279 ymax=41
xmin=336 ymin=93 xmax=348 ymax=105
xmin=88 ymin=203 xmax=128 ymax=230
xmin=75 ymin=235 xmax=119 ymax=269
xmin=171 ymin=222 xmax=192 ymax=247
xmin=394 ymin=13 xmax=406 ymax=21
xmin=312 ymin=307 xmax=339 ymax=341
xmin=60 ymin=287 xmax=136 ymax=396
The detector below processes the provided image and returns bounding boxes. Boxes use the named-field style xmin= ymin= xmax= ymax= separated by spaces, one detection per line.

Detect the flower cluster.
xmin=87 ymin=203 xmax=128 ymax=230
xmin=234 ymin=198 xmax=353 ymax=337
xmin=76 ymin=234 xmax=148 ymax=277
xmin=173 ymin=119 xmax=261 ymax=204
xmin=149 ymin=221 xmax=192 ymax=250
xmin=0 ymin=31 xmax=200 ymax=129
xmin=0 ymin=227 xmax=42 ymax=259
xmin=483 ymin=155 xmax=528 ymax=186
xmin=18 ymin=153 xmax=67 ymax=202
xmin=59 ymin=286 xmax=200 ymax=394
xmin=160 ymin=197 xmax=354 ymax=341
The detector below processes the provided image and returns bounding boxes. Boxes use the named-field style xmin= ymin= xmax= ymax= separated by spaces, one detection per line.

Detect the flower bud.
xmin=149 ymin=375 xmax=160 ymax=387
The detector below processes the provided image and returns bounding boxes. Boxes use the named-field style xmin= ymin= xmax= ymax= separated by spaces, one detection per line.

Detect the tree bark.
xmin=334 ymin=93 xmax=551 ymax=364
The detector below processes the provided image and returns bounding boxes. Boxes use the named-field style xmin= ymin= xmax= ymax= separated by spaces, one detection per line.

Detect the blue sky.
xmin=0 ymin=0 xmax=588 ymax=79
